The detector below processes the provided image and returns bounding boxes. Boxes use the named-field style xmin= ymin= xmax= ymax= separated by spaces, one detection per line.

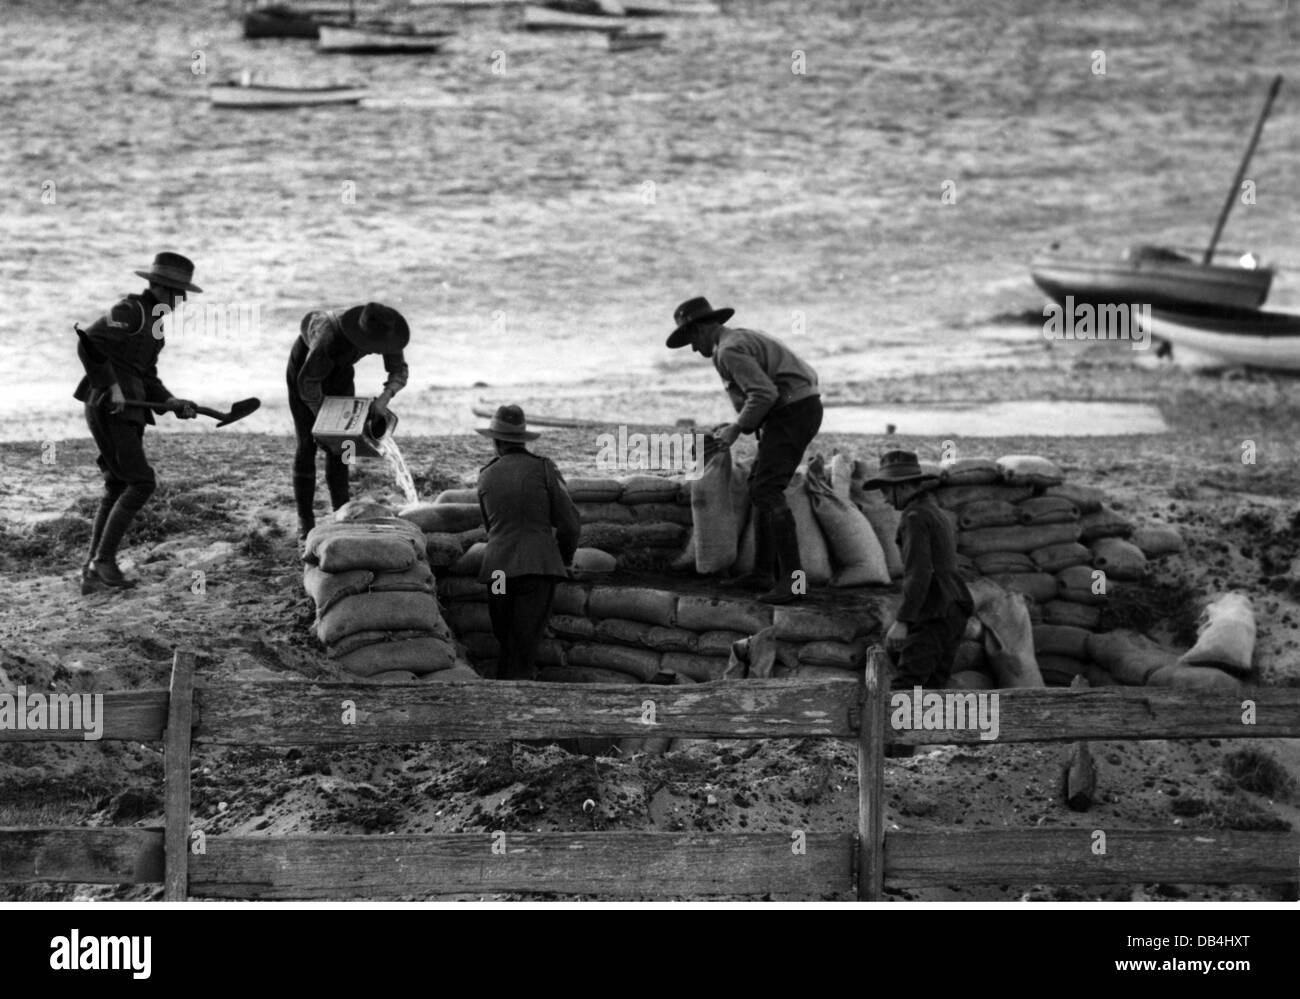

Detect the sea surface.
xmin=2 ymin=0 xmax=1299 ymax=441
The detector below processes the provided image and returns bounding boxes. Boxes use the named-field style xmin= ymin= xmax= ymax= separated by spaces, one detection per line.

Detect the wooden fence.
xmin=2 ymin=649 xmax=1297 ymax=900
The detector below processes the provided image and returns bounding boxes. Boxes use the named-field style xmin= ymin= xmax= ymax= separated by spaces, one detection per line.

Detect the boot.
xmin=92 ymin=489 xmax=148 ymax=589
xmin=325 ymin=456 xmax=350 ymax=512
xmin=81 ymin=490 xmax=119 ymax=595
xmin=293 ymin=474 xmax=317 ymax=540
xmin=723 ymin=508 xmax=774 ymax=591
xmin=759 ymin=507 xmax=804 ymax=605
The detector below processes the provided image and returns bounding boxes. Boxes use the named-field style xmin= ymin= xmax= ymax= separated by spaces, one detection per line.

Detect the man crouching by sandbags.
xmin=287 ymin=302 xmax=410 ymax=539
xmin=666 ymin=297 xmax=822 ymax=604
xmin=475 ymin=405 xmax=582 ymax=680
xmin=866 ymin=450 xmax=974 ymax=688
xmin=73 ymin=252 xmax=202 ymax=592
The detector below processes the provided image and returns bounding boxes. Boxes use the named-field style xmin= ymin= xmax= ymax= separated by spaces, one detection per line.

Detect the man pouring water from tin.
xmin=286 ymin=302 xmax=410 ymax=539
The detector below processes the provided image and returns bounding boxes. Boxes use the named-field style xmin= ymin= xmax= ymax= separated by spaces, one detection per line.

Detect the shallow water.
xmin=3 ymin=0 xmax=1298 ymax=442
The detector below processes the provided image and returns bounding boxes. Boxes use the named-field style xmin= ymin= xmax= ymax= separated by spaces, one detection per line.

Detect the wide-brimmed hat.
xmin=861 ymin=450 xmax=939 ymax=490
xmin=666 ymin=296 xmax=735 ymax=348
xmin=475 ymin=404 xmax=540 ymax=443
xmin=134 ymin=252 xmax=202 ymax=293
xmin=338 ymin=302 xmax=410 ymax=354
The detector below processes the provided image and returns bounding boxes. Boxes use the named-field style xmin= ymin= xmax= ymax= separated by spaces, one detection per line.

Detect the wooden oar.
xmin=1203 ymin=74 xmax=1282 ymax=265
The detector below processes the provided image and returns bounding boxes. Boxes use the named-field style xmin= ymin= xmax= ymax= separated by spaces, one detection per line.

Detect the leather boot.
xmin=325 ymin=456 xmax=350 ymax=511
xmin=293 ymin=474 xmax=317 ymax=540
xmin=759 ymin=506 xmax=804 ymax=605
xmin=724 ymin=508 xmax=774 ymax=591
xmin=81 ymin=490 xmax=119 ymax=594
xmin=92 ymin=487 xmax=150 ymax=589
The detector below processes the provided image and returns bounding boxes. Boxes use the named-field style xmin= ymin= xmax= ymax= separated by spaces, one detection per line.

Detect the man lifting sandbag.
xmin=665 ymin=297 xmax=822 ymax=604
xmin=475 ymin=405 xmax=582 ymax=681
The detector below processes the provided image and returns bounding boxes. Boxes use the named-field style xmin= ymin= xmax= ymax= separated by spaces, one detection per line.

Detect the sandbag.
xmin=434 ymin=487 xmax=478 ymax=505
xmin=451 ymin=542 xmax=486 ymax=577
xmin=947 ymin=670 xmax=993 ymax=690
xmin=443 ymin=601 xmax=493 ymax=635
xmin=1178 ymin=592 xmax=1255 ymax=675
xmin=996 ymin=454 xmax=1064 ymax=487
xmin=670 ymin=530 xmax=697 ymax=573
xmin=581 ymin=522 xmax=688 ymax=552
xmin=318 ymin=591 xmax=444 ymax=646
xmin=365 ymin=670 xmax=420 ymax=684
xmin=437 ymin=576 xmax=487 ymax=602
xmin=552 ymin=582 xmax=589 ymax=616
xmin=797 ymin=640 xmax=865 ymax=670
xmin=989 ymin=573 xmax=1059 ymax=605
xmin=692 ymin=446 xmax=743 ymax=573
xmin=333 ymin=635 xmax=460 ymax=677
xmin=806 ymin=475 xmax=890 ymax=587
xmin=1084 ymin=665 xmax=1117 ymax=687
xmin=1085 ymin=629 xmax=1176 ymax=684
xmin=697 ymin=630 xmax=750 ymax=657
xmin=959 ymin=522 xmax=1081 ymax=556
xmin=576 ymin=502 xmax=635 ymax=525
xmin=399 ymin=503 xmax=484 ymax=534
xmin=1056 ymin=564 xmax=1109 ymax=605
xmin=829 ymin=452 xmax=855 ymax=498
xmin=1043 ymin=483 xmax=1104 ymax=514
xmin=538 ymin=666 xmax=639 ymax=685
xmin=1017 ymin=495 xmax=1079 ymax=525
xmin=1147 ymin=664 xmax=1241 ymax=693
xmin=565 ymin=477 xmax=624 ymax=503
xmin=1036 ymin=653 xmax=1087 ymax=686
xmin=619 ymin=475 xmax=684 ymax=505
xmin=723 ymin=625 xmax=788 ymax=680
xmin=536 ymin=639 xmax=566 ymax=668
xmin=951 ymin=639 xmax=986 ymax=675
xmin=933 ymin=483 xmax=1035 ymax=509
xmin=1041 ymin=600 xmax=1101 ymax=629
xmin=571 ymin=548 xmax=617 ymax=575
xmin=424 ymin=663 xmax=482 ymax=683
xmin=855 ymin=492 xmax=904 ymax=579
xmin=565 ymin=643 xmax=662 ymax=682
xmin=586 ymin=586 xmax=677 ymax=627
xmin=370 ymin=560 xmax=435 ymax=595
xmin=1032 ymin=624 xmax=1092 ymax=660
xmin=1091 ymin=537 xmax=1148 ymax=580
xmin=330 ymin=628 xmax=447 ymax=658
xmin=1031 ymin=542 xmax=1091 ymax=573
xmin=304 ymin=566 xmax=374 ymax=618
xmin=594 ymin=617 xmax=651 ymax=647
xmin=1079 ymin=507 xmax=1132 ymax=542
xmin=973 ymin=551 xmax=1035 ymax=575
xmin=629 ymin=503 xmax=694 ymax=526
xmin=959 ymin=500 xmax=1019 ymax=530
xmin=1131 ymin=524 xmax=1184 ymax=557
xmin=456 ymin=526 xmax=488 ymax=547
xmin=773 ymin=605 xmax=860 ymax=644
xmin=785 ymin=472 xmax=833 ymax=586
xmin=549 ymin=614 xmax=596 ymax=640
xmin=939 ymin=457 xmax=1001 ymax=486
xmin=334 ymin=500 xmax=395 ymax=522
xmin=972 ymin=584 xmax=1044 ymax=688
xmin=675 ymin=595 xmax=772 ymax=635
xmin=643 ymin=626 xmax=699 ymax=653
xmin=661 ymin=652 xmax=730 ymax=682
xmin=306 ymin=520 xmax=425 ymax=573
xmin=788 ymin=664 xmax=860 ymax=682
xmin=425 ymin=533 xmax=465 ymax=569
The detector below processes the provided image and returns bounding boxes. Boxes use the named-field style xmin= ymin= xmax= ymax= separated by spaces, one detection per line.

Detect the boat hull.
xmin=317 ymin=24 xmax=452 ymax=53
xmin=1140 ymin=305 xmax=1300 ymax=371
xmin=1031 ymin=253 xmax=1272 ymax=310
xmin=210 ymin=84 xmax=369 ymax=108
xmin=522 ymin=5 xmax=631 ymax=30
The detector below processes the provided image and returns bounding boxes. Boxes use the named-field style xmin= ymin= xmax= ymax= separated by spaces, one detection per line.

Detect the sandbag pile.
xmin=403 ymin=476 xmax=690 ymax=574
xmin=435 ymin=576 xmax=883 ymax=684
xmin=302 ymin=504 xmax=477 ymax=683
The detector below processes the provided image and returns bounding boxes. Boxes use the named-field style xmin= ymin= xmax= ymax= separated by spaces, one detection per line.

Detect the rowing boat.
xmin=1031 ymin=244 xmax=1273 ymax=311
xmin=317 ymin=23 xmax=454 ymax=53
xmin=1139 ymin=304 xmax=1300 ymax=371
xmin=242 ymin=4 xmax=356 ymax=38
xmin=522 ymin=4 xmax=631 ymax=30
xmin=209 ymin=79 xmax=369 ymax=108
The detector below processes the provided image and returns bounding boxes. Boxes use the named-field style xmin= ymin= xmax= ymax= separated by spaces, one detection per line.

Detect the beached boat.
xmin=1031 ymin=245 xmax=1274 ymax=311
xmin=607 ymin=29 xmax=665 ymax=50
xmin=317 ymin=23 xmax=454 ymax=53
xmin=1140 ymin=304 xmax=1300 ymax=371
xmin=623 ymin=0 xmax=720 ymax=15
xmin=522 ymin=4 xmax=631 ymax=31
xmin=242 ymin=3 xmax=367 ymax=38
xmin=209 ymin=78 xmax=369 ymax=108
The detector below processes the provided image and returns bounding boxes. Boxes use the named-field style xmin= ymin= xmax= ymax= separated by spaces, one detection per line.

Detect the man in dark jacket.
xmin=865 ymin=450 xmax=974 ymax=688
xmin=666 ymin=297 xmax=822 ymax=604
xmin=74 ymin=252 xmax=201 ymax=592
xmin=287 ymin=302 xmax=409 ymax=539
xmin=475 ymin=405 xmax=581 ymax=681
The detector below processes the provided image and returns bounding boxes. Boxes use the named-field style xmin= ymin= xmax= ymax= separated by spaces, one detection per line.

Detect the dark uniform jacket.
xmin=73 ymin=291 xmax=174 ymax=426
xmin=476 ymin=449 xmax=582 ymax=584
xmin=294 ymin=310 xmax=409 ymax=415
xmin=712 ymin=327 xmax=820 ymax=432
xmin=894 ymin=490 xmax=973 ymax=624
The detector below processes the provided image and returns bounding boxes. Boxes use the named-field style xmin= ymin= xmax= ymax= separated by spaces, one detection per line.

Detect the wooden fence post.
xmin=857 ymin=646 xmax=888 ymax=900
xmin=163 ymin=651 xmax=196 ymax=901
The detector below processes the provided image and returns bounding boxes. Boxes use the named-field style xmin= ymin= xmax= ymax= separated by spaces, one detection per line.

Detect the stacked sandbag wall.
xmin=435 ymin=577 xmax=882 ymax=684
xmin=301 ymin=506 xmax=479 ymax=683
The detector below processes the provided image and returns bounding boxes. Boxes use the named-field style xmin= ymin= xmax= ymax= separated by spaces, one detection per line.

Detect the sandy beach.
xmin=2 ymin=351 xmax=1297 ymax=902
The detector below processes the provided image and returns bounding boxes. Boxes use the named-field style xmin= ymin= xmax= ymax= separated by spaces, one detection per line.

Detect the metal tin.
xmin=311 ymin=396 xmax=398 ymax=459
